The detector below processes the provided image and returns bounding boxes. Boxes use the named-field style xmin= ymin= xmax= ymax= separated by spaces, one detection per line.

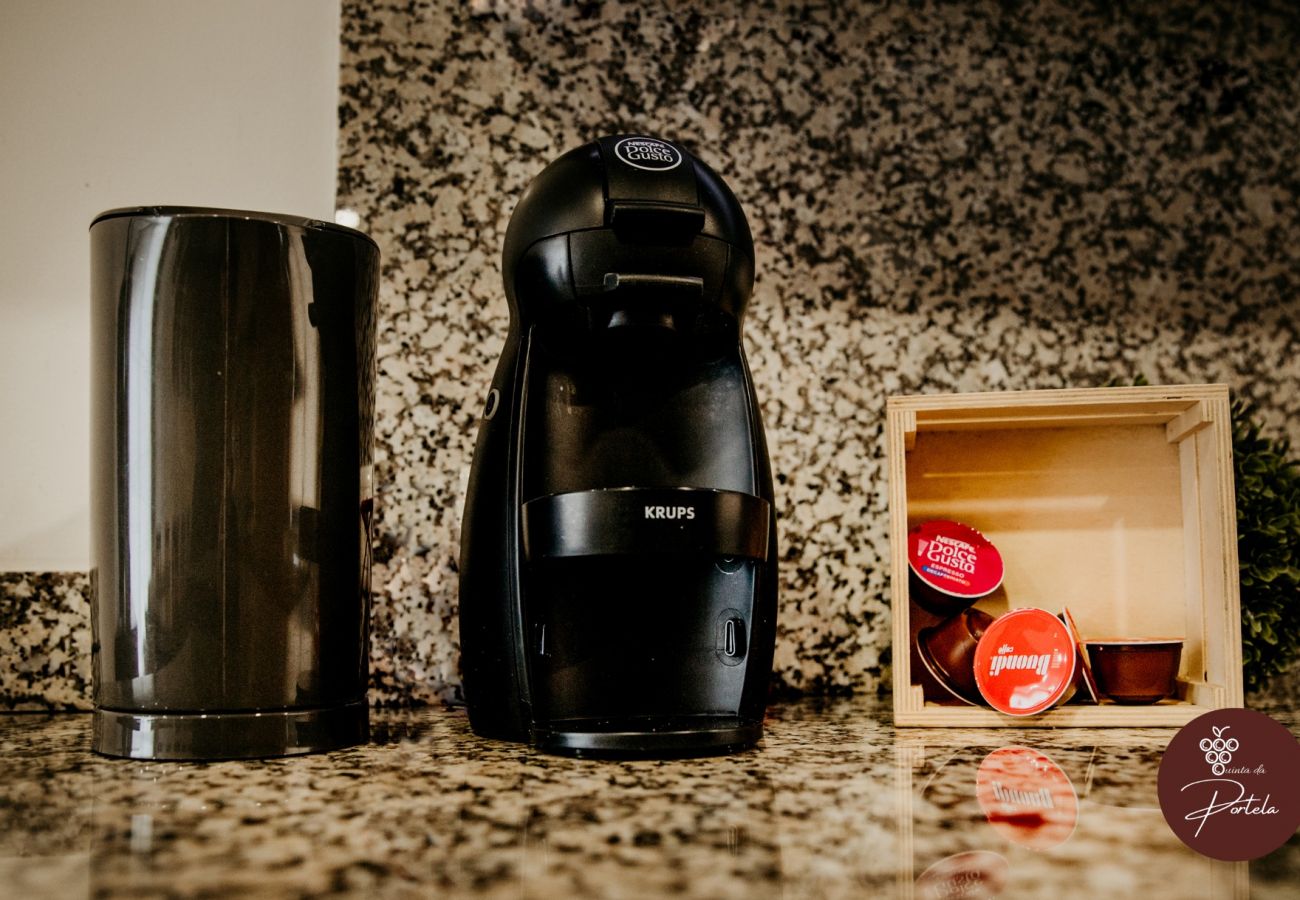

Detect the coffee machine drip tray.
xmin=520 ymin=487 xmax=771 ymax=757
xmin=521 ymin=487 xmax=770 ymax=561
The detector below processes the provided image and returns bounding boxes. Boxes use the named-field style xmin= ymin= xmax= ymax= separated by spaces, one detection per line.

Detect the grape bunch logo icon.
xmin=1199 ymin=726 xmax=1240 ymax=776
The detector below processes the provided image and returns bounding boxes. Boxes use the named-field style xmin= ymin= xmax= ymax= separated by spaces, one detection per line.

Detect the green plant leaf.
xmin=1230 ymin=396 xmax=1300 ymax=694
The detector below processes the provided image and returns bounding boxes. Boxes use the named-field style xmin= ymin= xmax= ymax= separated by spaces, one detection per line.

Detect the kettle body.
xmin=89 ymin=206 xmax=378 ymax=759
xmin=459 ymin=136 xmax=777 ymax=756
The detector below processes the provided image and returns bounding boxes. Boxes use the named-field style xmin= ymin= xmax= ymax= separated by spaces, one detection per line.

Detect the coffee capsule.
xmin=1060 ymin=607 xmax=1099 ymax=705
xmin=907 ymin=520 xmax=1005 ymax=616
xmin=915 ymin=851 xmax=1010 ymax=899
xmin=974 ymin=608 xmax=1077 ymax=716
xmin=917 ymin=608 xmax=996 ymax=706
xmin=1085 ymin=639 xmax=1183 ymax=704
xmin=976 ymin=746 xmax=1079 ymax=851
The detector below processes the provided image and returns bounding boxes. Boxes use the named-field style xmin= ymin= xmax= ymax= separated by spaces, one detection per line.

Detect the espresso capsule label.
xmin=908 ymin=520 xmax=1005 ymax=599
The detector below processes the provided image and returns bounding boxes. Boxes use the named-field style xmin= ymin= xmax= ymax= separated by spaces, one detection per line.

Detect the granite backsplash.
xmin=4 ymin=0 xmax=1299 ymax=709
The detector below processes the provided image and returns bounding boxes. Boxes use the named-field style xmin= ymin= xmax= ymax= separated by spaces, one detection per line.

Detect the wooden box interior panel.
xmin=889 ymin=386 xmax=1242 ymax=728
xmin=906 ymin=426 xmax=1189 ymax=644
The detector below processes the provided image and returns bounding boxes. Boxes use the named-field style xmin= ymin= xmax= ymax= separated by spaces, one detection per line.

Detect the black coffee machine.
xmin=459 ymin=135 xmax=777 ymax=757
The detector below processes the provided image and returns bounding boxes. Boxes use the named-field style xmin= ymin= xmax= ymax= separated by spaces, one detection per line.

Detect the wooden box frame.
xmin=888 ymin=385 xmax=1243 ymax=727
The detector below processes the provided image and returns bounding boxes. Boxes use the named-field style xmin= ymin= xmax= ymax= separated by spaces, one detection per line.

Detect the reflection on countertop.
xmin=0 ymin=699 xmax=1296 ymax=898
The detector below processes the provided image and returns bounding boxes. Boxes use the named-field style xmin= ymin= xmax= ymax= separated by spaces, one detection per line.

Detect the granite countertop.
xmin=1 ymin=698 xmax=1296 ymax=899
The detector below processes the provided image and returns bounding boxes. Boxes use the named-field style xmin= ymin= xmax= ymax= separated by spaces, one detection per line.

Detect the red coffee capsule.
xmin=1059 ymin=607 xmax=1099 ymax=705
xmin=907 ymin=520 xmax=1005 ymax=616
xmin=976 ymin=746 xmax=1079 ymax=851
xmin=974 ymin=608 xmax=1077 ymax=716
xmin=915 ymin=851 xmax=1010 ymax=899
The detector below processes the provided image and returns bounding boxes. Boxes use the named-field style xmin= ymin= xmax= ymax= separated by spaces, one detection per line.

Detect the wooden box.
xmin=888 ymin=385 xmax=1243 ymax=727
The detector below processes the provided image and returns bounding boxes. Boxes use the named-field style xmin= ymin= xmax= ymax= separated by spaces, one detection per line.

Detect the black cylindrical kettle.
xmin=89 ymin=207 xmax=378 ymax=760
xmin=459 ymin=136 xmax=778 ymax=757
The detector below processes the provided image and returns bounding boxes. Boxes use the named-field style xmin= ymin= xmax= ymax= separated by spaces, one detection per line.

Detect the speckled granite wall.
xmin=337 ymin=0 xmax=1300 ymax=704
xmin=5 ymin=0 xmax=1300 ymax=709
xmin=1 ymin=573 xmax=91 ymax=710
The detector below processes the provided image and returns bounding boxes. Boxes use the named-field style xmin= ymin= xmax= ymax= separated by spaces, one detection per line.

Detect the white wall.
xmin=0 ymin=0 xmax=341 ymax=570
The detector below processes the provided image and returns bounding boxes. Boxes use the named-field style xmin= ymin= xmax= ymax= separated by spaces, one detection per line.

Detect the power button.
xmin=715 ymin=609 xmax=747 ymax=666
xmin=483 ymin=388 xmax=501 ymax=420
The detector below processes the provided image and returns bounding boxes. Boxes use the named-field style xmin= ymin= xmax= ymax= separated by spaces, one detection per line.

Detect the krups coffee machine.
xmin=459 ymin=135 xmax=777 ymax=756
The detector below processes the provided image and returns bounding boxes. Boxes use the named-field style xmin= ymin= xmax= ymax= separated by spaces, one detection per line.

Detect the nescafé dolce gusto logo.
xmin=614 ymin=137 xmax=682 ymax=171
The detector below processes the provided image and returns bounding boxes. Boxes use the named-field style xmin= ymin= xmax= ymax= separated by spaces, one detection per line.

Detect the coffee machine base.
xmin=91 ymin=701 xmax=368 ymax=761
xmin=537 ymin=716 xmax=762 ymax=758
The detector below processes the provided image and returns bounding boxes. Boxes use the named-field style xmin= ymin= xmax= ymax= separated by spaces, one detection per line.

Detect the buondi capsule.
xmin=973 ymin=608 xmax=1079 ymax=716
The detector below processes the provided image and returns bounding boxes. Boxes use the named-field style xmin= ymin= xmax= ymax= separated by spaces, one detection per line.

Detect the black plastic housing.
xmin=459 ymin=135 xmax=777 ymax=757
